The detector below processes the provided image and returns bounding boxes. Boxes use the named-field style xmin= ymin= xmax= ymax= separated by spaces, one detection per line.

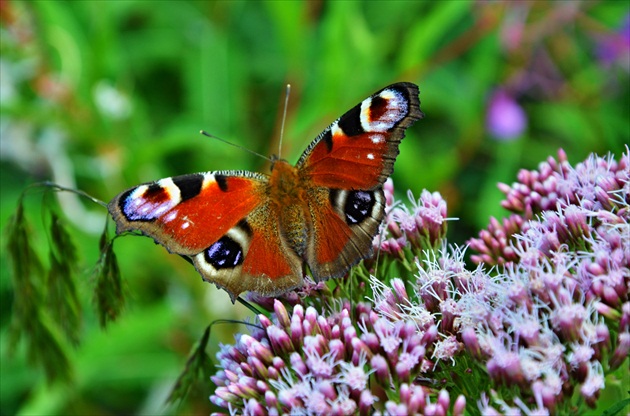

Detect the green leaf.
xmin=27 ymin=310 xmax=74 ymax=383
xmin=601 ymin=394 xmax=630 ymax=416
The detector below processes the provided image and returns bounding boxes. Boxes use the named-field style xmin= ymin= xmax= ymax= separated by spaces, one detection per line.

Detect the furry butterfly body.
xmin=109 ymin=83 xmax=423 ymax=302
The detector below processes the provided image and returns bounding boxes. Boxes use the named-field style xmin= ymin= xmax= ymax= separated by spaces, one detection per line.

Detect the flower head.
xmin=211 ymin=149 xmax=628 ymax=415
xmin=486 ymin=89 xmax=528 ymax=140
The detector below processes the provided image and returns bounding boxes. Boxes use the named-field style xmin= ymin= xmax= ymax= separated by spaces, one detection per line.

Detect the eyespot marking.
xmin=204 ymin=235 xmax=243 ymax=270
xmin=359 ymin=87 xmax=409 ymax=133
xmin=344 ymin=190 xmax=375 ymax=225
xmin=120 ymin=178 xmax=180 ymax=222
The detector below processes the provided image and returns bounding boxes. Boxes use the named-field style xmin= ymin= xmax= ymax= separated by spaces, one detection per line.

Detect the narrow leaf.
xmin=28 ymin=310 xmax=74 ymax=383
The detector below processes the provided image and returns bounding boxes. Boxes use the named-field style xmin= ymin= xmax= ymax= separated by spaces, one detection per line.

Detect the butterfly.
xmin=108 ymin=82 xmax=423 ymax=302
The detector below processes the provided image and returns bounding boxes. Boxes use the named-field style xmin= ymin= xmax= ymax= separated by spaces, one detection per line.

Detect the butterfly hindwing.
xmin=191 ymin=201 xmax=304 ymax=302
xmin=304 ymin=186 xmax=385 ymax=280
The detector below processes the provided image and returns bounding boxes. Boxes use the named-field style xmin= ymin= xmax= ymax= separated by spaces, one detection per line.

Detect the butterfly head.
xmin=268 ymin=153 xmax=284 ymax=171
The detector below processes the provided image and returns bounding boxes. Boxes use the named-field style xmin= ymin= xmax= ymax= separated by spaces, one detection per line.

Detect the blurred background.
xmin=1 ymin=1 xmax=628 ymax=414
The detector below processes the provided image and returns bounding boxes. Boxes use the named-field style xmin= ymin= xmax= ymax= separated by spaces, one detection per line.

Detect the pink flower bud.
xmin=462 ymin=327 xmax=482 ymax=359
xmin=248 ymin=356 xmax=268 ymax=379
xmin=258 ymin=313 xmax=273 ymax=329
xmin=610 ymin=331 xmax=630 ymax=369
xmin=453 ymin=395 xmax=466 ymax=416
xmin=290 ymin=352 xmax=307 ymax=376
xmin=245 ymin=398 xmax=266 ymax=416
xmin=328 ymin=339 xmax=345 ymax=361
xmin=273 ymin=299 xmax=290 ymax=329
xmin=437 ymin=389 xmax=450 ymax=412
xmin=371 ymin=354 xmax=391 ymax=385
xmin=359 ymin=390 xmax=376 ymax=416
xmin=361 ymin=332 xmax=380 ymax=353
xmin=267 ymin=325 xmax=294 ymax=355
xmin=290 ymin=315 xmax=303 ymax=347
xmin=265 ymin=390 xmax=278 ymax=408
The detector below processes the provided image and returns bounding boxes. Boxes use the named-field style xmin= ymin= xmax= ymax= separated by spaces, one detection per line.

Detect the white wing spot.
xmin=165 ymin=211 xmax=178 ymax=222
xmin=125 ymin=178 xmax=182 ymax=221
xmin=371 ymin=134 xmax=385 ymax=144
xmin=367 ymin=153 xmax=374 ymax=160
xmin=181 ymin=222 xmax=190 ymax=230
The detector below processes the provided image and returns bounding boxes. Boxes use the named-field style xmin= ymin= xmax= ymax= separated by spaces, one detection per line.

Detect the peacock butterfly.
xmin=108 ymin=83 xmax=423 ymax=302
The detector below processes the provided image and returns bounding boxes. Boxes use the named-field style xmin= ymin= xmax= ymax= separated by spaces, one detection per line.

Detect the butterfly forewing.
xmin=109 ymin=171 xmax=267 ymax=255
xmin=297 ymin=82 xmax=423 ymax=190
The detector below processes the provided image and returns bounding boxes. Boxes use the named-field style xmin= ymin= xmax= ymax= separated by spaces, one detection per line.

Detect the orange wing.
xmin=297 ymin=82 xmax=423 ymax=190
xmin=297 ymin=83 xmax=423 ymax=279
xmin=108 ymin=171 xmax=303 ymax=302
xmin=109 ymin=172 xmax=264 ymax=255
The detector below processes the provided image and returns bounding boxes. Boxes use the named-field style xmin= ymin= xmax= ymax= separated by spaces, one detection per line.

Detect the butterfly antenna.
xmin=278 ymin=84 xmax=291 ymax=159
xmin=199 ymin=130 xmax=272 ymax=163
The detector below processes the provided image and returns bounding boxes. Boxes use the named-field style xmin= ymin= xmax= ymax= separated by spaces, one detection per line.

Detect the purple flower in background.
xmin=596 ymin=13 xmax=630 ymax=70
xmin=486 ymin=89 xmax=528 ymax=140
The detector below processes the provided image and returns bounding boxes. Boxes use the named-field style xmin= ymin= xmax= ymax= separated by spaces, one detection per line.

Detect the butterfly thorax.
xmin=268 ymin=159 xmax=306 ymax=203
xmin=268 ymin=159 xmax=309 ymax=255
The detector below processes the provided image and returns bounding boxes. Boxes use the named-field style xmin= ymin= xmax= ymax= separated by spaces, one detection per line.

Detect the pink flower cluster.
xmin=374 ymin=178 xmax=449 ymax=259
xmin=210 ymin=149 xmax=628 ymax=415
xmin=372 ymin=229 xmax=627 ymax=412
xmin=210 ymin=300 xmax=465 ymax=415
xmin=469 ymin=148 xmax=629 ymax=265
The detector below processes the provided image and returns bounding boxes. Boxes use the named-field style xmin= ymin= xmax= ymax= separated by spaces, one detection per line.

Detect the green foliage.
xmin=6 ymin=196 xmax=73 ymax=383
xmin=601 ymin=394 xmax=630 ymax=416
